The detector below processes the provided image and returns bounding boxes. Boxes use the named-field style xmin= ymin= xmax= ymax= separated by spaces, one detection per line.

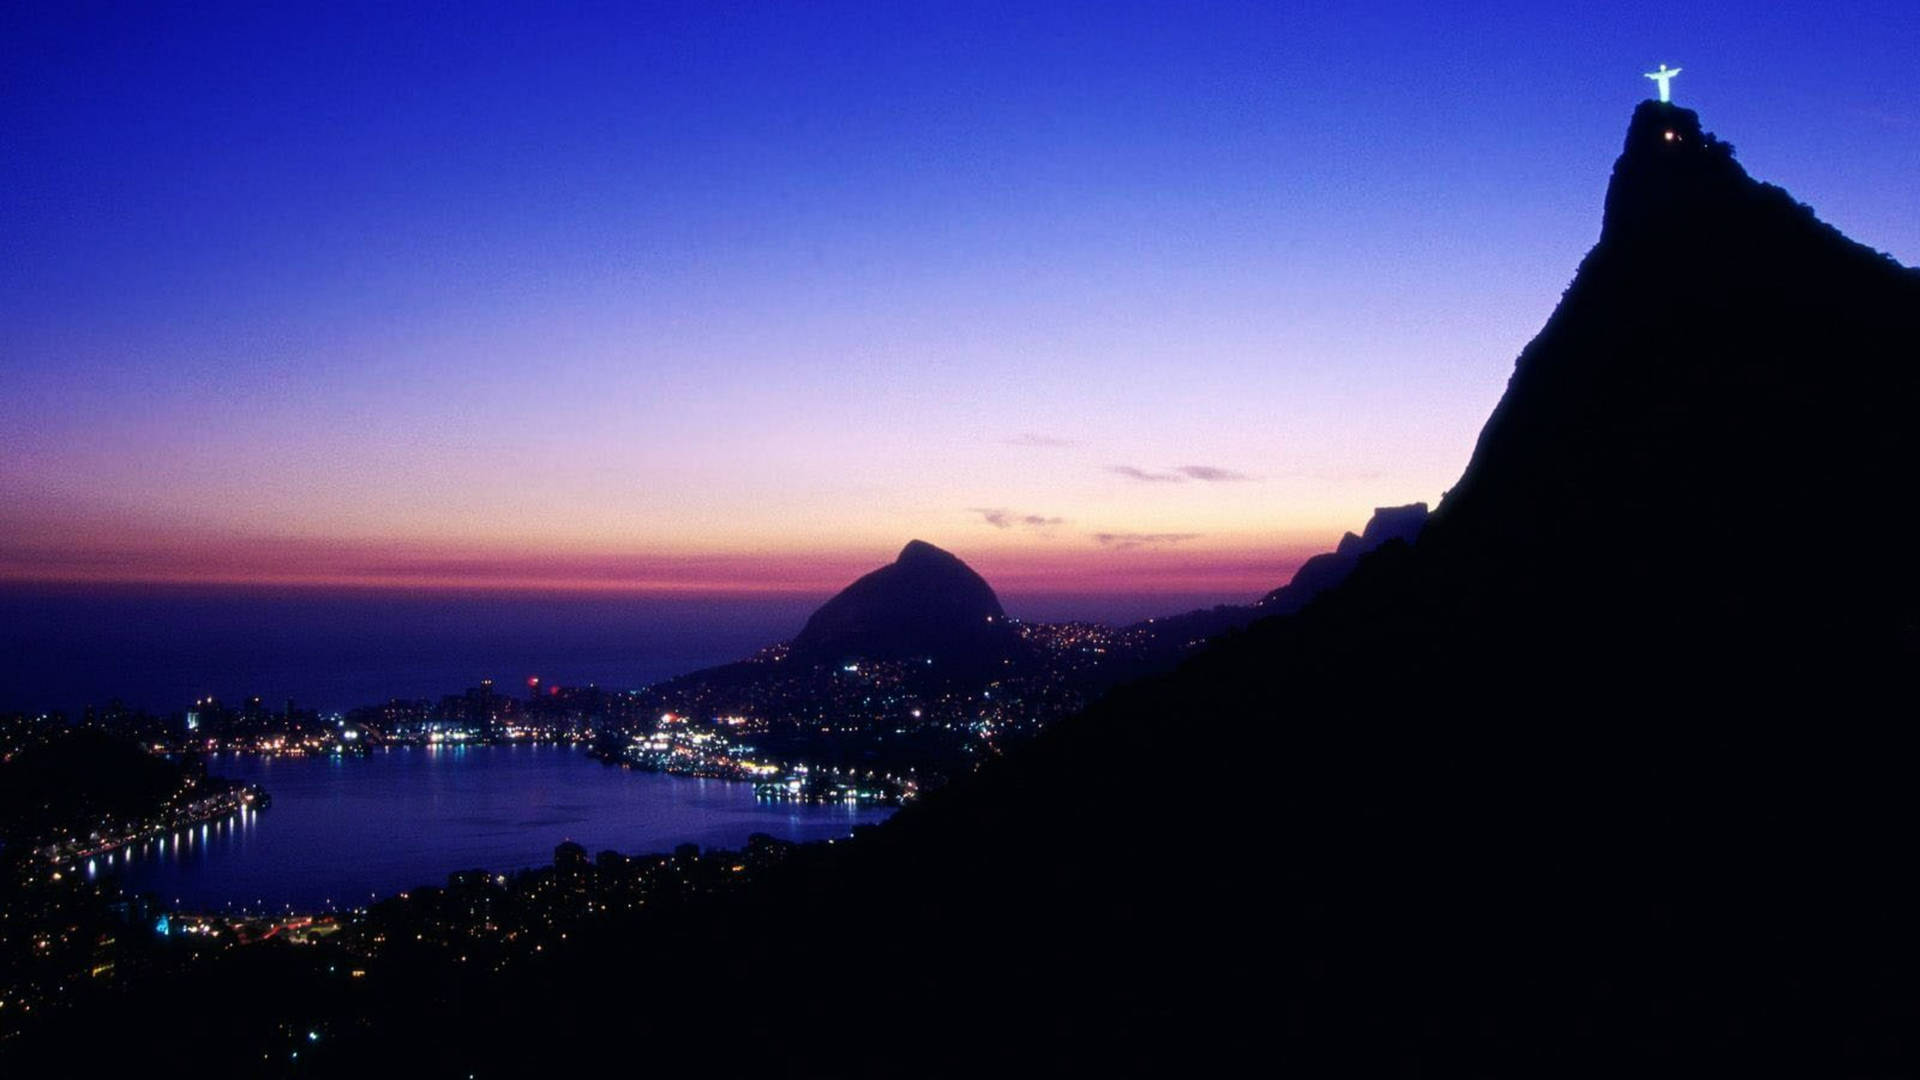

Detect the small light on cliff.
xmin=1664 ymin=130 xmax=1676 ymax=141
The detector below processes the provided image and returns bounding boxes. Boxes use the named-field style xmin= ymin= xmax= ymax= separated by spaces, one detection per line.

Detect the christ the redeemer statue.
xmin=1645 ymin=63 xmax=1681 ymax=103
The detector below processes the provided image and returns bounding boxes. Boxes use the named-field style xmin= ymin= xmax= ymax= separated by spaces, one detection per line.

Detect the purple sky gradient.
xmin=4 ymin=2 xmax=1915 ymax=607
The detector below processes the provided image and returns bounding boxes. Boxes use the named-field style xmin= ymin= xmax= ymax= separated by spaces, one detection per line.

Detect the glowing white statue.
xmin=1645 ymin=63 xmax=1682 ymax=103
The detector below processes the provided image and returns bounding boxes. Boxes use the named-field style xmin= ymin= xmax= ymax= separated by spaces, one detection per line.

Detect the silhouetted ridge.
xmin=754 ymin=101 xmax=1920 ymax=1072
xmin=1113 ymin=504 xmax=1430 ymax=667
xmin=789 ymin=540 xmax=1018 ymax=667
xmin=1258 ymin=502 xmax=1428 ymax=613
xmin=1424 ymin=99 xmax=1920 ymax=668
xmin=1600 ymin=100 xmax=1745 ymax=237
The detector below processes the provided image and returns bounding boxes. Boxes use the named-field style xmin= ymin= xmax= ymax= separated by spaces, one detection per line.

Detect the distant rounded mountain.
xmin=789 ymin=540 xmax=1020 ymax=668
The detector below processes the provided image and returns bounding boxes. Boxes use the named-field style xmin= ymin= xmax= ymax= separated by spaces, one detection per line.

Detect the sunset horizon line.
xmin=0 ymin=535 xmax=1328 ymax=602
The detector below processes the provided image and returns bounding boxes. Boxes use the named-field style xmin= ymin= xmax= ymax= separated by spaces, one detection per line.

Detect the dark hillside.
xmin=581 ymin=100 xmax=1920 ymax=1073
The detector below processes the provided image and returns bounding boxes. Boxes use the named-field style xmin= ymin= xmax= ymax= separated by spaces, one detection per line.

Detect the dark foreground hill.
xmin=15 ymin=102 xmax=1918 ymax=1076
xmin=699 ymin=105 xmax=1916 ymax=1077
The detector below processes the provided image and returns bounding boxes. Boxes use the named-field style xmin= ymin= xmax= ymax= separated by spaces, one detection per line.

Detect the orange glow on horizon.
xmin=0 ymin=532 xmax=1323 ymax=602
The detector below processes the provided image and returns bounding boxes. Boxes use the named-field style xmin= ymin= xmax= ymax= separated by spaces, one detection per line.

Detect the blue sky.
xmin=3 ymin=2 xmax=1915 ymax=602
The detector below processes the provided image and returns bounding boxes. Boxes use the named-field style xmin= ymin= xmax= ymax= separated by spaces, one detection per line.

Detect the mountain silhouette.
xmin=25 ymin=103 xmax=1920 ymax=1076
xmin=803 ymin=100 xmax=1917 ymax=1073
xmin=681 ymin=100 xmax=1919 ymax=1072
xmin=1121 ymin=502 xmax=1431 ymax=664
xmin=1412 ymin=100 xmax=1918 ymax=676
xmin=789 ymin=539 xmax=1020 ymax=668
xmin=1257 ymin=501 xmax=1427 ymax=613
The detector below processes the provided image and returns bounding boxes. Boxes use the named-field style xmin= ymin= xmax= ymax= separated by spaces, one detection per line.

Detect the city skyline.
xmin=6 ymin=3 xmax=1917 ymax=604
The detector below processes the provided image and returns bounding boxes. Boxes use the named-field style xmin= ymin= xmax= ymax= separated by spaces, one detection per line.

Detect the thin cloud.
xmin=969 ymin=508 xmax=1066 ymax=531
xmin=1107 ymin=465 xmax=1184 ymax=483
xmin=1093 ymin=532 xmax=1203 ymax=550
xmin=1005 ymin=432 xmax=1075 ymax=448
xmin=1109 ymin=464 xmax=1253 ymax=483
xmin=1175 ymin=465 xmax=1251 ymax=482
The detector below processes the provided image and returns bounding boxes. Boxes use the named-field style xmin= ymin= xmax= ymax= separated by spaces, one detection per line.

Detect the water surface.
xmin=0 ymin=584 xmax=822 ymax=714
xmin=106 ymin=744 xmax=892 ymax=911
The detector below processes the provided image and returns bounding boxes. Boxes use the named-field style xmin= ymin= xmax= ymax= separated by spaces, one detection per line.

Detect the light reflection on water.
xmin=112 ymin=744 xmax=892 ymax=913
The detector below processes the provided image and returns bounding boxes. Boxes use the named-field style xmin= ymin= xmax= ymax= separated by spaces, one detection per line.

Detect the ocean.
xmin=0 ymin=583 xmax=1246 ymax=716
xmin=0 ymin=585 xmax=821 ymax=716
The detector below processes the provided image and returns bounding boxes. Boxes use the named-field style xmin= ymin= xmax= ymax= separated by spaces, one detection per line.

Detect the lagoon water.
xmin=105 ymin=744 xmax=893 ymax=912
xmin=21 ymin=583 xmax=1227 ymax=914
